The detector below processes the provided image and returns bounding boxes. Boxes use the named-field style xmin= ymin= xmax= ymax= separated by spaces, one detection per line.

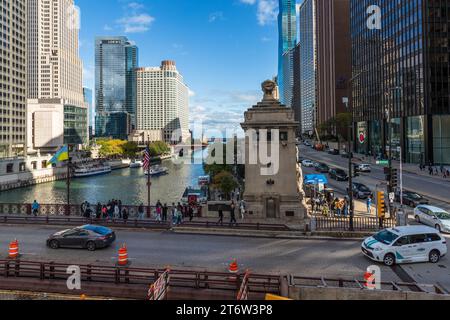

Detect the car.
xmin=47 ymin=225 xmax=116 ymax=251
xmin=301 ymin=159 xmax=315 ymax=167
xmin=329 ymin=168 xmax=349 ymax=181
xmin=355 ymin=164 xmax=371 ymax=173
xmin=352 ymin=182 xmax=373 ymax=199
xmin=397 ymin=190 xmax=429 ymax=208
xmin=314 ymin=162 xmax=330 ymax=173
xmin=361 ymin=226 xmax=447 ymax=266
xmin=414 ymin=205 xmax=450 ymax=234
xmin=328 ymin=149 xmax=340 ymax=155
xmin=304 ymin=141 xmax=311 ymax=147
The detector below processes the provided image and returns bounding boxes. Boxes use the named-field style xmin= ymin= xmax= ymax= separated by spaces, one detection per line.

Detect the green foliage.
xmin=96 ymin=139 xmax=169 ymax=158
xmin=212 ymin=171 xmax=238 ymax=200
xmin=148 ymin=141 xmax=170 ymax=157
xmin=122 ymin=141 xmax=139 ymax=158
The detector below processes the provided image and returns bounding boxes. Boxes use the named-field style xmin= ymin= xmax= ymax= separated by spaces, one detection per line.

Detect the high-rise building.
xmin=135 ymin=61 xmax=190 ymax=144
xmin=351 ymin=0 xmax=450 ymax=164
xmin=292 ymin=43 xmax=302 ymax=136
xmin=277 ymin=0 xmax=297 ymax=104
xmin=281 ymin=48 xmax=295 ymax=107
xmin=27 ymin=0 xmax=87 ymax=152
xmin=0 ymin=0 xmax=27 ymax=158
xmin=298 ymin=0 xmax=317 ymax=135
xmin=83 ymin=88 xmax=94 ymax=137
xmin=95 ymin=36 xmax=138 ymax=140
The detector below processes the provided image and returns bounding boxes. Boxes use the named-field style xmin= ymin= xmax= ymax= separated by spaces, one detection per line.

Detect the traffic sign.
xmin=377 ymin=160 xmax=389 ymax=165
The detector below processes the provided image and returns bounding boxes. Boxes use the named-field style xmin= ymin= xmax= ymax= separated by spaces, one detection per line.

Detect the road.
xmin=1 ymin=225 xmax=449 ymax=291
xmin=299 ymin=145 xmax=450 ymax=212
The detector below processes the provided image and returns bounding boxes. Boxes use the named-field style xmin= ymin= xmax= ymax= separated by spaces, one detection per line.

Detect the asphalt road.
xmin=299 ymin=145 xmax=450 ymax=212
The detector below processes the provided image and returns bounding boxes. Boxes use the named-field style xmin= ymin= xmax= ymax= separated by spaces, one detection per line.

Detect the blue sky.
xmin=77 ymin=0 xmax=280 ymax=134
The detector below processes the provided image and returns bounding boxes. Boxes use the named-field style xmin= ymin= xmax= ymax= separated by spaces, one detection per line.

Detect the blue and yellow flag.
xmin=47 ymin=145 xmax=69 ymax=167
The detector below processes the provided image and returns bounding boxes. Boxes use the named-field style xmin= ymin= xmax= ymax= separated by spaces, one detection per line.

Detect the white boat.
xmin=73 ymin=165 xmax=112 ymax=178
xmin=144 ymin=165 xmax=168 ymax=176
xmin=130 ymin=160 xmax=143 ymax=168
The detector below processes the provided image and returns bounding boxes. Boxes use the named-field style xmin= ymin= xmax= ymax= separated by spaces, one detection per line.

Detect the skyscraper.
xmin=27 ymin=0 xmax=87 ymax=152
xmin=0 ymin=0 xmax=27 ymax=158
xmin=83 ymin=88 xmax=94 ymax=137
xmin=351 ymin=0 xmax=450 ymax=164
xmin=277 ymin=0 xmax=297 ymax=105
xmin=135 ymin=61 xmax=190 ymax=144
xmin=95 ymin=36 xmax=138 ymax=139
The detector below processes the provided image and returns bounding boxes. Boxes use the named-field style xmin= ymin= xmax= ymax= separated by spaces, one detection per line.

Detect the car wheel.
xmin=435 ymin=224 xmax=442 ymax=233
xmin=383 ymin=253 xmax=396 ymax=266
xmin=49 ymin=239 xmax=59 ymax=249
xmin=415 ymin=215 xmax=420 ymax=223
xmin=429 ymin=250 xmax=440 ymax=264
xmin=86 ymin=241 xmax=96 ymax=251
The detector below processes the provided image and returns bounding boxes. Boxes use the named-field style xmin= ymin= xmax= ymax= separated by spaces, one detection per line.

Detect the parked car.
xmin=352 ymin=183 xmax=373 ymax=199
xmin=413 ymin=205 xmax=450 ymax=234
xmin=329 ymin=168 xmax=349 ymax=181
xmin=396 ymin=190 xmax=429 ymax=207
xmin=355 ymin=164 xmax=371 ymax=173
xmin=328 ymin=149 xmax=339 ymax=155
xmin=301 ymin=159 xmax=315 ymax=167
xmin=314 ymin=162 xmax=330 ymax=173
xmin=361 ymin=226 xmax=447 ymax=266
xmin=46 ymin=225 xmax=116 ymax=251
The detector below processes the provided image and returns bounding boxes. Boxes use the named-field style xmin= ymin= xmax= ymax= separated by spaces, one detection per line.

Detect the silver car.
xmin=414 ymin=205 xmax=450 ymax=234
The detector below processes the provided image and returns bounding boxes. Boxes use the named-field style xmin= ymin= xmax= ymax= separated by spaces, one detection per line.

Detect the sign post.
xmin=147 ymin=269 xmax=170 ymax=300
xmin=237 ymin=270 xmax=250 ymax=301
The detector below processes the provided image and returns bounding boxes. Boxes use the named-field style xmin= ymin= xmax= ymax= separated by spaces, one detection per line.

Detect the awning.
xmin=304 ymin=174 xmax=328 ymax=185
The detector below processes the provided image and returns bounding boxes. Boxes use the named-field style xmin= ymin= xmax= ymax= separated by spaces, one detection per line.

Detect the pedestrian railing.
xmin=0 ymin=260 xmax=281 ymax=299
xmin=313 ymin=216 xmax=396 ymax=232
xmin=175 ymin=221 xmax=292 ymax=232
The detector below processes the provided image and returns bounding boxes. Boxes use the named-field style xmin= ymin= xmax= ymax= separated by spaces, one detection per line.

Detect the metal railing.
xmin=176 ymin=221 xmax=291 ymax=232
xmin=313 ymin=216 xmax=396 ymax=232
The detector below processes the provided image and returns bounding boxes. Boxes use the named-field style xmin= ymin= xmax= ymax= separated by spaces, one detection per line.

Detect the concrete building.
xmin=241 ymin=80 xmax=306 ymax=223
xmin=278 ymin=0 xmax=297 ymax=106
xmin=27 ymin=0 xmax=87 ymax=153
xmin=95 ymin=36 xmax=138 ymax=139
xmin=0 ymin=0 xmax=27 ymax=158
xmin=135 ymin=61 xmax=190 ymax=144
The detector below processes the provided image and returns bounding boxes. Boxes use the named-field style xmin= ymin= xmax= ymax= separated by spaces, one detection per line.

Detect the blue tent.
xmin=303 ymin=174 xmax=328 ymax=185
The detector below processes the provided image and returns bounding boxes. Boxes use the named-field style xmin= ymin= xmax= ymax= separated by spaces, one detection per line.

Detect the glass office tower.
xmin=278 ymin=0 xmax=297 ymax=104
xmin=95 ymin=37 xmax=138 ymax=139
xmin=351 ymin=0 xmax=449 ymax=164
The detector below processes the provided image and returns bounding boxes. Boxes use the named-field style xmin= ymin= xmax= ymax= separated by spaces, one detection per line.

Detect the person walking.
xmin=155 ymin=204 xmax=162 ymax=222
xmin=229 ymin=201 xmax=237 ymax=226
xmin=162 ymin=204 xmax=168 ymax=222
xmin=138 ymin=203 xmax=145 ymax=220
xmin=122 ymin=207 xmax=129 ymax=221
xmin=96 ymin=203 xmax=102 ymax=219
xmin=217 ymin=207 xmax=224 ymax=225
xmin=239 ymin=200 xmax=246 ymax=220
xmin=188 ymin=205 xmax=194 ymax=222
xmin=366 ymin=196 xmax=373 ymax=215
xmin=31 ymin=200 xmax=40 ymax=216
xmin=101 ymin=205 xmax=108 ymax=219
xmin=171 ymin=203 xmax=177 ymax=225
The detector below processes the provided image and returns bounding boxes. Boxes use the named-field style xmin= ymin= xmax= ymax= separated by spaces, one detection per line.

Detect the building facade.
xmin=281 ymin=48 xmax=295 ymax=107
xmin=135 ymin=61 xmax=190 ymax=144
xmin=351 ymin=0 xmax=450 ymax=164
xmin=83 ymin=87 xmax=94 ymax=137
xmin=292 ymin=43 xmax=302 ymax=136
xmin=298 ymin=0 xmax=317 ymax=135
xmin=0 ymin=0 xmax=27 ymax=158
xmin=27 ymin=0 xmax=87 ymax=152
xmin=278 ymin=0 xmax=297 ymax=105
xmin=95 ymin=36 xmax=138 ymax=140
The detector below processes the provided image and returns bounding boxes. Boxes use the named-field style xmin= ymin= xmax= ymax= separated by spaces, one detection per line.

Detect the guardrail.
xmin=0 ymin=215 xmax=170 ymax=229
xmin=0 ymin=260 xmax=281 ymax=299
xmin=313 ymin=216 xmax=396 ymax=232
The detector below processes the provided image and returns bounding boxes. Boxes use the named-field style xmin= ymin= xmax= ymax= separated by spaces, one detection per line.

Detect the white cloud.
xmin=209 ymin=11 xmax=224 ymax=23
xmin=240 ymin=0 xmax=278 ymax=26
xmin=188 ymin=89 xmax=196 ymax=97
xmin=117 ymin=13 xmax=155 ymax=33
xmin=240 ymin=0 xmax=257 ymax=4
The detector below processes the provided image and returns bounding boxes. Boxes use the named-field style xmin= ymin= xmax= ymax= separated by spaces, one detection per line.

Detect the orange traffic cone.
xmin=229 ymin=259 xmax=239 ymax=274
xmin=8 ymin=239 xmax=19 ymax=259
xmin=118 ymin=244 xmax=128 ymax=266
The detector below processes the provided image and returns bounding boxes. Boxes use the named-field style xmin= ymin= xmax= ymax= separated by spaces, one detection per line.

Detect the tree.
xmin=212 ymin=171 xmax=238 ymax=200
xmin=122 ymin=141 xmax=139 ymax=158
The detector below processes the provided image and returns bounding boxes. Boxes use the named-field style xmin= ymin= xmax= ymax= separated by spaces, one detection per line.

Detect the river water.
xmin=0 ymin=150 xmax=207 ymax=205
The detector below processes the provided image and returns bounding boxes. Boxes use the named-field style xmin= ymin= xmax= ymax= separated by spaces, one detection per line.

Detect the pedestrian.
xmin=118 ymin=200 xmax=123 ymax=218
xmin=230 ymin=201 xmax=237 ymax=226
xmin=440 ymin=164 xmax=444 ymax=174
xmin=156 ymin=204 xmax=162 ymax=222
xmin=101 ymin=205 xmax=108 ymax=219
xmin=217 ymin=207 xmax=224 ymax=225
xmin=84 ymin=204 xmax=92 ymax=219
xmin=96 ymin=203 xmax=102 ymax=219
xmin=171 ymin=203 xmax=177 ymax=224
xmin=114 ymin=204 xmax=120 ymax=219
xmin=311 ymin=198 xmax=316 ymax=214
xmin=31 ymin=200 xmax=40 ymax=216
xmin=366 ymin=196 xmax=373 ymax=214
xmin=81 ymin=201 xmax=87 ymax=217
xmin=176 ymin=208 xmax=183 ymax=225
xmin=122 ymin=207 xmax=129 ymax=221
xmin=336 ymin=199 xmax=342 ymax=217
xmin=434 ymin=167 xmax=439 ymax=176
xmin=188 ymin=205 xmax=194 ymax=222
xmin=162 ymin=204 xmax=168 ymax=221
xmin=138 ymin=203 xmax=145 ymax=220
xmin=239 ymin=200 xmax=246 ymax=220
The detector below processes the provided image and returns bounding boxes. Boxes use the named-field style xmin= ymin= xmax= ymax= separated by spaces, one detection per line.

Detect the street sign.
xmin=148 ymin=269 xmax=170 ymax=300
xmin=389 ymin=192 xmax=395 ymax=202
xmin=377 ymin=160 xmax=389 ymax=165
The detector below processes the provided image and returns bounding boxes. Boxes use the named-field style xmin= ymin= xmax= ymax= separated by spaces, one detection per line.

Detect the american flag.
xmin=143 ymin=146 xmax=151 ymax=171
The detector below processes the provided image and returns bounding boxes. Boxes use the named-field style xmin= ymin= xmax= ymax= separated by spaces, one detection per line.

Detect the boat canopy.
xmin=303 ymin=174 xmax=328 ymax=185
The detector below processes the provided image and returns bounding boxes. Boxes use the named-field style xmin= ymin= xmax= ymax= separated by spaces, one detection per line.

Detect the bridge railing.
xmin=312 ymin=216 xmax=396 ymax=232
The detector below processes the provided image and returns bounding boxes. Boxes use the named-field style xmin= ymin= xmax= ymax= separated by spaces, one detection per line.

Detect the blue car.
xmin=47 ymin=225 xmax=116 ymax=251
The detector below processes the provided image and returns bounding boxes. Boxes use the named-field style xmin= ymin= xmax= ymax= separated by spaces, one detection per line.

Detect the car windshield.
xmin=435 ymin=212 xmax=450 ymax=220
xmin=407 ymin=193 xmax=421 ymax=200
xmin=373 ymin=230 xmax=399 ymax=245
xmin=359 ymin=185 xmax=370 ymax=191
xmin=336 ymin=170 xmax=346 ymax=175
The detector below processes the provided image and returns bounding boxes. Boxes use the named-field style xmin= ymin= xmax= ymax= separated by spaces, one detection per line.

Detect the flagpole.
xmin=67 ymin=144 xmax=71 ymax=216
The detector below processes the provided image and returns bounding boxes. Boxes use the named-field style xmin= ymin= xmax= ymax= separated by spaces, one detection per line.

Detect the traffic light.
xmin=377 ymin=191 xmax=386 ymax=218
xmin=390 ymin=169 xmax=398 ymax=189
xmin=384 ymin=167 xmax=391 ymax=182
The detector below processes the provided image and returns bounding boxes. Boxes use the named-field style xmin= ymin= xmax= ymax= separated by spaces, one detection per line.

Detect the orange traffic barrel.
xmin=118 ymin=244 xmax=128 ymax=266
xmin=8 ymin=239 xmax=19 ymax=259
xmin=229 ymin=259 xmax=239 ymax=274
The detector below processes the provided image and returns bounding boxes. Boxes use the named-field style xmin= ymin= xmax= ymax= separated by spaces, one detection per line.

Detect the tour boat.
xmin=198 ymin=175 xmax=210 ymax=186
xmin=144 ymin=165 xmax=168 ymax=176
xmin=129 ymin=160 xmax=143 ymax=168
xmin=73 ymin=165 xmax=112 ymax=178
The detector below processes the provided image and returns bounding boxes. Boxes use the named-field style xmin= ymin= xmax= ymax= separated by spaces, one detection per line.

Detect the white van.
xmin=361 ymin=226 xmax=447 ymax=266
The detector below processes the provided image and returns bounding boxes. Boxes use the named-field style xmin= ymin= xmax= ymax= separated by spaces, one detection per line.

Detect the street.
xmin=1 ymin=225 xmax=449 ymax=290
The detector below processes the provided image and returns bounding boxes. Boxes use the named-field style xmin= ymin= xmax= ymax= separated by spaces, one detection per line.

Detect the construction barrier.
xmin=229 ymin=259 xmax=239 ymax=274
xmin=147 ymin=269 xmax=170 ymax=300
xmin=118 ymin=244 xmax=128 ymax=266
xmin=8 ymin=240 xmax=19 ymax=259
xmin=237 ymin=270 xmax=250 ymax=300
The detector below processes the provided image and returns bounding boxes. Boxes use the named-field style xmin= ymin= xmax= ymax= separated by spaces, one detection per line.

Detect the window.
xmin=425 ymin=234 xmax=441 ymax=243
xmin=409 ymin=234 xmax=426 ymax=244
xmin=280 ymin=131 xmax=288 ymax=141
xmin=6 ymin=163 xmax=13 ymax=173
xmin=394 ymin=236 xmax=410 ymax=247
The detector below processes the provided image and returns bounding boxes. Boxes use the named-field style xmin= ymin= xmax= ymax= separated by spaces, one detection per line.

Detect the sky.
xmin=76 ymin=0 xmax=281 ymax=136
